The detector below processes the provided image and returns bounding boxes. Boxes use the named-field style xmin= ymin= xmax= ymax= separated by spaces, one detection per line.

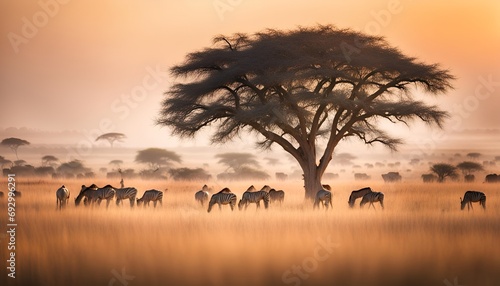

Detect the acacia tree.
xmin=430 ymin=163 xmax=458 ymax=182
xmin=0 ymin=156 xmax=13 ymax=169
xmin=109 ymin=159 xmax=124 ymax=170
xmin=42 ymin=155 xmax=59 ymax=167
xmin=456 ymin=161 xmax=483 ymax=181
xmin=135 ymin=148 xmax=181 ymax=170
xmin=1 ymin=137 xmax=30 ymax=160
xmin=215 ymin=152 xmax=269 ymax=180
xmin=158 ymin=25 xmax=454 ymax=199
xmin=215 ymin=152 xmax=260 ymax=173
xmin=95 ymin=132 xmax=126 ymax=147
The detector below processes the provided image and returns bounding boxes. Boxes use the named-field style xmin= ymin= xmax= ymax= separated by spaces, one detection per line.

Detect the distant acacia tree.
xmin=109 ymin=159 xmax=123 ymax=170
xmin=42 ymin=155 xmax=59 ymax=167
xmin=14 ymin=160 xmax=27 ymax=166
xmin=215 ymin=152 xmax=260 ymax=173
xmin=466 ymin=152 xmax=481 ymax=160
xmin=456 ymin=161 xmax=483 ymax=175
xmin=0 ymin=156 xmax=13 ymax=169
xmin=158 ymin=25 xmax=454 ymax=199
xmin=168 ymin=167 xmax=212 ymax=181
xmin=95 ymin=132 xmax=126 ymax=147
xmin=1 ymin=137 xmax=30 ymax=160
xmin=135 ymin=148 xmax=181 ymax=170
xmin=215 ymin=152 xmax=269 ymax=180
xmin=456 ymin=161 xmax=483 ymax=182
xmin=430 ymin=163 xmax=458 ymax=182
xmin=56 ymin=160 xmax=92 ymax=178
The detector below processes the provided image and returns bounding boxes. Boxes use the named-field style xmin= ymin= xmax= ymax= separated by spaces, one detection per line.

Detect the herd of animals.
xmin=47 ymin=182 xmax=488 ymax=212
xmin=0 ymin=180 xmax=487 ymax=212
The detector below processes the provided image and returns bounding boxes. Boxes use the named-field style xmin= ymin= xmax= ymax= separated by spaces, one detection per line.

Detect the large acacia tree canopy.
xmin=158 ymin=25 xmax=454 ymax=196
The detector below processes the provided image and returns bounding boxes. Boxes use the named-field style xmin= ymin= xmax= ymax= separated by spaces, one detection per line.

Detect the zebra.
xmin=207 ymin=188 xmax=237 ymax=213
xmin=56 ymin=185 xmax=70 ymax=209
xmin=269 ymin=189 xmax=285 ymax=205
xmin=313 ymin=189 xmax=332 ymax=210
xmin=115 ymin=187 xmax=138 ymax=207
xmin=360 ymin=192 xmax=384 ymax=210
xmin=238 ymin=185 xmax=270 ymax=210
xmin=195 ymin=185 xmax=210 ymax=207
xmin=460 ymin=191 xmax=486 ymax=211
xmin=348 ymin=187 xmax=373 ymax=208
xmin=137 ymin=189 xmax=163 ymax=208
xmin=75 ymin=184 xmax=115 ymax=208
xmin=75 ymin=184 xmax=98 ymax=206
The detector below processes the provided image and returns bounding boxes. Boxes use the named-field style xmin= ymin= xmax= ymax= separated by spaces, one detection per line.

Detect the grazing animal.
xmin=207 ymin=188 xmax=237 ymax=213
xmin=348 ymin=187 xmax=373 ymax=208
xmin=360 ymin=192 xmax=385 ymax=210
xmin=195 ymin=185 xmax=210 ymax=207
xmin=91 ymin=185 xmax=116 ymax=208
xmin=313 ymin=189 xmax=333 ymax=210
xmin=269 ymin=189 xmax=285 ymax=205
xmin=115 ymin=187 xmax=138 ymax=207
xmin=382 ymin=172 xmax=402 ymax=182
xmin=422 ymin=174 xmax=437 ymax=183
xmin=75 ymin=184 xmax=115 ymax=208
xmin=460 ymin=191 xmax=486 ymax=211
xmin=75 ymin=184 xmax=98 ymax=206
xmin=259 ymin=185 xmax=272 ymax=192
xmin=137 ymin=189 xmax=163 ymax=208
xmin=238 ymin=185 xmax=270 ymax=210
xmin=56 ymin=185 xmax=70 ymax=209
xmin=485 ymin=174 xmax=499 ymax=183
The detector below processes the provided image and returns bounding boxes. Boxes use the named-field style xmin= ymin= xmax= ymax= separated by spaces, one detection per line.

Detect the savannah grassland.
xmin=1 ymin=178 xmax=500 ymax=286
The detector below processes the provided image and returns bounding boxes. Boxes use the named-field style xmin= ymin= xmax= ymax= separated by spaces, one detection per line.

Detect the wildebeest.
xmin=422 ymin=174 xmax=437 ymax=183
xmin=485 ymin=174 xmax=499 ymax=183
xmin=382 ymin=172 xmax=401 ymax=182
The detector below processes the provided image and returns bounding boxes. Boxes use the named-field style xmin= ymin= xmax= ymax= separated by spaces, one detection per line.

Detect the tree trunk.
xmin=302 ymin=160 xmax=323 ymax=201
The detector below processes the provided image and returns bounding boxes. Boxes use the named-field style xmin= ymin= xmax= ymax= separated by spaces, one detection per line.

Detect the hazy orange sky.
xmin=1 ymin=0 xmax=499 ymax=156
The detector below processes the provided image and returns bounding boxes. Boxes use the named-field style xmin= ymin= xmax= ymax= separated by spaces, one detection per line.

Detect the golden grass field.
xmin=1 ymin=178 xmax=499 ymax=286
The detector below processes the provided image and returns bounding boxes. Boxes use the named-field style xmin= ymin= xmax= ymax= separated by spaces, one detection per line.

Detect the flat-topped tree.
xmin=431 ymin=163 xmax=458 ymax=182
xmin=95 ymin=132 xmax=126 ymax=147
xmin=158 ymin=25 xmax=454 ymax=199
xmin=109 ymin=159 xmax=124 ymax=170
xmin=135 ymin=148 xmax=181 ymax=171
xmin=1 ymin=137 xmax=30 ymax=160
xmin=0 ymin=156 xmax=13 ymax=169
xmin=42 ymin=155 xmax=59 ymax=167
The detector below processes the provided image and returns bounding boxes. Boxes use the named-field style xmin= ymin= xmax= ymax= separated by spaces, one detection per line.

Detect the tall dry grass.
xmin=1 ymin=178 xmax=499 ymax=286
